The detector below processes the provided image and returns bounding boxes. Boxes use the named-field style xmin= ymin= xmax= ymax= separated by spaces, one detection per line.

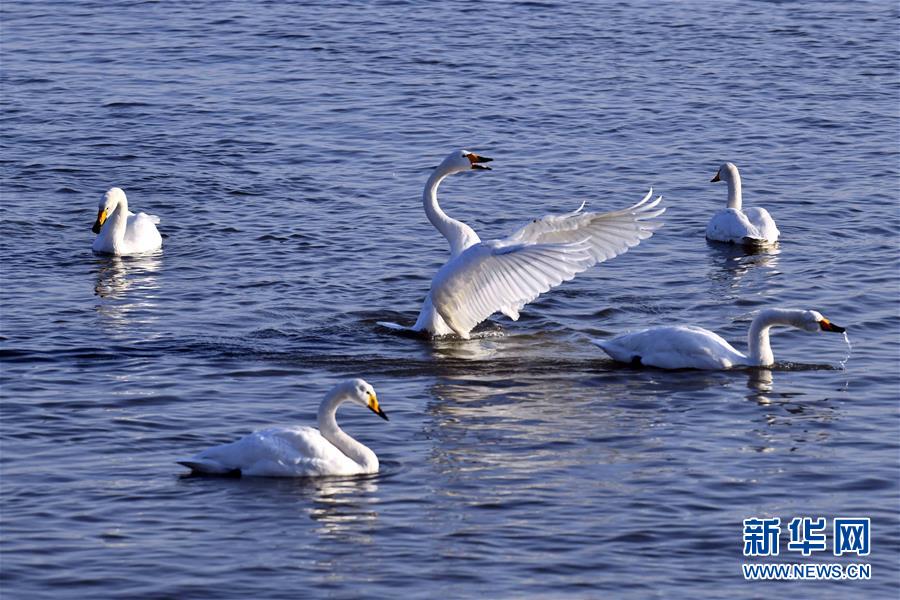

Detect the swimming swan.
xmin=91 ymin=187 xmax=162 ymax=255
xmin=706 ymin=162 xmax=779 ymax=246
xmin=178 ymin=379 xmax=388 ymax=477
xmin=381 ymin=149 xmax=664 ymax=339
xmin=592 ymin=308 xmax=845 ymax=370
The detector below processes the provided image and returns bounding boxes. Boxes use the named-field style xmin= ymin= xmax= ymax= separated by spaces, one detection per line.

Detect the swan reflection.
xmin=424 ymin=361 xmax=837 ymax=473
xmin=306 ymin=475 xmax=380 ymax=541
xmin=429 ymin=332 xmax=501 ymax=362
xmin=423 ymin=373 xmax=646 ymax=480
xmin=428 ymin=328 xmax=584 ymax=363
xmin=93 ymin=252 xmax=161 ymax=328
xmin=180 ymin=471 xmax=380 ymax=545
xmin=746 ymin=368 xmax=774 ymax=405
xmin=706 ymin=242 xmax=780 ymax=296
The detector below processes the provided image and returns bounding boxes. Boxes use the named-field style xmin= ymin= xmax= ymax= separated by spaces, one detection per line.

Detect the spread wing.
xmin=430 ymin=240 xmax=594 ymax=338
xmin=505 ymin=189 xmax=664 ymax=262
xmin=428 ymin=190 xmax=665 ymax=338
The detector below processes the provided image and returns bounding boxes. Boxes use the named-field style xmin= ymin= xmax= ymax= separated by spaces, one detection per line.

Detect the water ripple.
xmin=1 ymin=1 xmax=898 ymax=598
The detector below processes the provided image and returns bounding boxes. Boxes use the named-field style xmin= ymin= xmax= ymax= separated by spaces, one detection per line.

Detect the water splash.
xmin=839 ymin=332 xmax=852 ymax=369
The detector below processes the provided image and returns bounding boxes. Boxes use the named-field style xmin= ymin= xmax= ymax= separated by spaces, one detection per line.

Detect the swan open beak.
xmin=367 ymin=392 xmax=389 ymax=421
xmin=819 ymin=318 xmax=845 ymax=333
xmin=467 ymin=153 xmax=493 ymax=171
xmin=710 ymin=173 xmax=721 ymax=182
xmin=92 ymin=208 xmax=107 ymax=234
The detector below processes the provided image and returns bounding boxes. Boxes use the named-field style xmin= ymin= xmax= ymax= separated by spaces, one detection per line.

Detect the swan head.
xmin=439 ymin=149 xmax=493 ymax=174
xmin=804 ymin=310 xmax=846 ymax=334
xmin=338 ymin=378 xmax=388 ymax=421
xmin=92 ymin=187 xmax=127 ymax=234
xmin=711 ymin=162 xmax=739 ymax=183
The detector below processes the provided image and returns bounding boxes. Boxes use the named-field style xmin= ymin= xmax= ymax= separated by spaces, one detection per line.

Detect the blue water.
xmin=2 ymin=1 xmax=898 ymax=598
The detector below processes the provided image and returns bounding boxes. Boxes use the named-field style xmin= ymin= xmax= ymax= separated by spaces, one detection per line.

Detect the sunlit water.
xmin=1 ymin=1 xmax=898 ymax=598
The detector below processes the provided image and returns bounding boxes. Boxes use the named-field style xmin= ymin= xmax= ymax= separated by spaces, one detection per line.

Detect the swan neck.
xmin=747 ymin=309 xmax=803 ymax=366
xmin=317 ymin=390 xmax=378 ymax=471
xmin=424 ymin=168 xmax=456 ymax=237
xmin=726 ymin=173 xmax=742 ymax=210
xmin=423 ymin=166 xmax=478 ymax=255
xmin=107 ymin=203 xmax=128 ymax=239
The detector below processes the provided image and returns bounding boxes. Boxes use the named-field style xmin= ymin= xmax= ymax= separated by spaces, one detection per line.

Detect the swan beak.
xmin=467 ymin=153 xmax=493 ymax=171
xmin=92 ymin=208 xmax=108 ymax=234
xmin=710 ymin=172 xmax=721 ymax=182
xmin=367 ymin=392 xmax=389 ymax=421
xmin=819 ymin=318 xmax=846 ymax=333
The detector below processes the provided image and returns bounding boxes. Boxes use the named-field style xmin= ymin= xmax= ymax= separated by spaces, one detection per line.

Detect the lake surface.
xmin=1 ymin=1 xmax=898 ymax=598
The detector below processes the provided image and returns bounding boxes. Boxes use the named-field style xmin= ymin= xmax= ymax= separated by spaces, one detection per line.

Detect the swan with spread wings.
xmin=381 ymin=149 xmax=665 ymax=339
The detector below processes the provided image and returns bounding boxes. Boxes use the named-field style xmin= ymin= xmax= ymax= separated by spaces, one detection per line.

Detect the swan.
xmin=177 ymin=379 xmax=388 ymax=477
xmin=706 ymin=162 xmax=779 ymax=246
xmin=591 ymin=308 xmax=845 ymax=370
xmin=379 ymin=149 xmax=665 ymax=339
xmin=91 ymin=187 xmax=162 ymax=255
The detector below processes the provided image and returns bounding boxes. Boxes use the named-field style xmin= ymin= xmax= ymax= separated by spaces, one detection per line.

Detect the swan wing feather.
xmin=182 ymin=426 xmax=359 ymax=476
xmin=742 ymin=207 xmax=780 ymax=242
xmin=593 ymin=325 xmax=746 ymax=369
xmin=505 ymin=189 xmax=664 ymax=262
xmin=706 ymin=208 xmax=778 ymax=244
xmin=120 ymin=212 xmax=162 ymax=252
xmin=430 ymin=239 xmax=596 ymax=337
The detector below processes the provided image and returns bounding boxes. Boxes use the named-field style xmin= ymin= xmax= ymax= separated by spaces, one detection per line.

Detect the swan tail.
xmin=377 ymin=321 xmax=413 ymax=332
xmin=589 ymin=338 xmax=610 ymax=352
xmin=376 ymin=321 xmax=433 ymax=339
xmin=590 ymin=337 xmax=623 ymax=359
xmin=177 ymin=459 xmax=238 ymax=475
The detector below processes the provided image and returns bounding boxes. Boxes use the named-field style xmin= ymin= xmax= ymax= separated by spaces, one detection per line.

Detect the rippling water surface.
xmin=2 ymin=1 xmax=898 ymax=598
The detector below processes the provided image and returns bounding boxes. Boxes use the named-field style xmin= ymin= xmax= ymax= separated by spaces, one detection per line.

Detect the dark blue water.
xmin=2 ymin=1 xmax=898 ymax=598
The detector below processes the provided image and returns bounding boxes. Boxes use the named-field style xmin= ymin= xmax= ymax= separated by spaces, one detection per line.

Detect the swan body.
xmin=592 ymin=308 xmax=846 ymax=369
xmin=91 ymin=187 xmax=162 ymax=255
xmin=178 ymin=379 xmax=388 ymax=477
xmin=706 ymin=162 xmax=779 ymax=246
xmin=385 ymin=149 xmax=665 ymax=339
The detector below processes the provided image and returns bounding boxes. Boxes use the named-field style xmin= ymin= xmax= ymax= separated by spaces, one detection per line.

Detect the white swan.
xmin=706 ymin=162 xmax=779 ymax=246
xmin=380 ymin=149 xmax=664 ymax=339
xmin=91 ymin=187 xmax=162 ymax=255
xmin=178 ymin=379 xmax=388 ymax=477
xmin=592 ymin=308 xmax=845 ymax=370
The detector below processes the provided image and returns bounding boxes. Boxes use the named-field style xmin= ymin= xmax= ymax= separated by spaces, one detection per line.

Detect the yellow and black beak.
xmin=467 ymin=152 xmax=493 ymax=171
xmin=366 ymin=392 xmax=388 ymax=421
xmin=819 ymin=318 xmax=846 ymax=333
xmin=92 ymin=208 xmax=108 ymax=234
xmin=710 ymin=172 xmax=721 ymax=183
